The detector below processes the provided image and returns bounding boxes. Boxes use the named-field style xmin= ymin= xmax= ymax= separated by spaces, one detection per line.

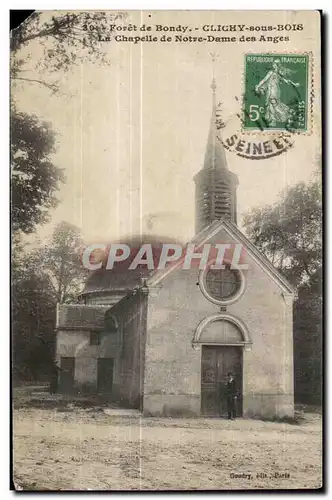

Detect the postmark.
xmin=215 ymin=98 xmax=295 ymax=160
xmin=221 ymin=132 xmax=294 ymax=160
xmin=243 ymin=53 xmax=310 ymax=133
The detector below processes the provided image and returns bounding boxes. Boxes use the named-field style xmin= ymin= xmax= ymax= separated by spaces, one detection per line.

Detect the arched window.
xmin=192 ymin=313 xmax=252 ymax=350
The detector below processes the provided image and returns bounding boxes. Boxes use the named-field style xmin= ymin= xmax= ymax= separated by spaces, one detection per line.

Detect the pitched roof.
xmin=56 ymin=304 xmax=109 ymax=330
xmin=147 ymin=219 xmax=295 ymax=295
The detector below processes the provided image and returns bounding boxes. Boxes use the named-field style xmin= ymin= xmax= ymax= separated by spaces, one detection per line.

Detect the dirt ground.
xmin=12 ymin=389 xmax=322 ymax=491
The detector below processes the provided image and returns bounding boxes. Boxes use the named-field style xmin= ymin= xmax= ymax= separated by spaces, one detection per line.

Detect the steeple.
xmin=194 ymin=78 xmax=238 ymax=233
xmin=203 ymin=77 xmax=228 ymax=171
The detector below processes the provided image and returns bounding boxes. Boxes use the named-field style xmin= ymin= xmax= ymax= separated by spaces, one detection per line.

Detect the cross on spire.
xmin=210 ymin=52 xmax=218 ymax=94
xmin=203 ymin=52 xmax=227 ymax=172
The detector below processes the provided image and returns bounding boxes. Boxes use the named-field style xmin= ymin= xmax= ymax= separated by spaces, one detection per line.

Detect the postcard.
xmin=11 ymin=10 xmax=322 ymax=491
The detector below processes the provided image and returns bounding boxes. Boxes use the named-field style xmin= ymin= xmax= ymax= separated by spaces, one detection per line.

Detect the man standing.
xmin=225 ymin=372 xmax=237 ymax=420
xmin=49 ymin=361 xmax=61 ymax=394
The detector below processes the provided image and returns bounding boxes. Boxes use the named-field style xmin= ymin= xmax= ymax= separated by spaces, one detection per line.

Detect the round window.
xmin=199 ymin=263 xmax=245 ymax=305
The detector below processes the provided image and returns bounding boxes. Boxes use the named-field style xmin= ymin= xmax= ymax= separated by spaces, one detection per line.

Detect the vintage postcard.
xmin=11 ymin=10 xmax=322 ymax=491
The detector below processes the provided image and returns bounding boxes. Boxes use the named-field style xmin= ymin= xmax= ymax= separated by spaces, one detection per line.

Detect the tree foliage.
xmin=11 ymin=11 xmax=122 ymax=380
xmin=11 ymin=107 xmax=65 ymax=234
xmin=11 ymin=11 xmax=127 ymax=232
xmin=243 ymin=175 xmax=322 ymax=288
xmin=12 ymin=222 xmax=87 ymax=380
xmin=39 ymin=221 xmax=87 ymax=303
xmin=11 ymin=11 xmax=127 ymax=91
xmin=293 ymin=267 xmax=322 ymax=404
xmin=243 ymin=174 xmax=322 ymax=405
xmin=12 ymin=242 xmax=56 ymax=381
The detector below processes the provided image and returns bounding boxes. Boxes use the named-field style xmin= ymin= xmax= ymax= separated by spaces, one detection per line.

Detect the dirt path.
xmin=13 ymin=408 xmax=322 ymax=490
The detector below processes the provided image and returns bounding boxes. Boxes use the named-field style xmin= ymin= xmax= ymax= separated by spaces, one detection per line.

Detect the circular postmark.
xmin=222 ymin=129 xmax=294 ymax=160
xmin=217 ymin=99 xmax=295 ymax=160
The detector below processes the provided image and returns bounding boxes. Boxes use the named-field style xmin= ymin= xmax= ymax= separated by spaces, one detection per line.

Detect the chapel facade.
xmin=55 ymin=80 xmax=295 ymax=419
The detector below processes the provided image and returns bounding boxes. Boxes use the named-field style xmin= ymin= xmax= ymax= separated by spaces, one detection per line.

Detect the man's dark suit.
xmin=225 ymin=378 xmax=237 ymax=419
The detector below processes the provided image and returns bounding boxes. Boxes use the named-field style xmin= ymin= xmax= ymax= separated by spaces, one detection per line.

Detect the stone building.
xmin=55 ymin=81 xmax=295 ymax=419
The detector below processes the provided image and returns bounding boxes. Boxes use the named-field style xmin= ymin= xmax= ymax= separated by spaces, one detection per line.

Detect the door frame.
xmin=97 ymin=357 xmax=114 ymax=393
xmin=200 ymin=343 xmax=244 ymax=417
xmin=59 ymin=356 xmax=75 ymax=394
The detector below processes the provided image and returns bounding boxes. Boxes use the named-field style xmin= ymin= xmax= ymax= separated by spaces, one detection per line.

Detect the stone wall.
xmin=56 ymin=328 xmax=119 ymax=393
xmin=56 ymin=304 xmax=118 ymax=394
xmin=143 ymin=227 xmax=294 ymax=419
xmin=110 ymin=290 xmax=148 ymax=409
xmin=55 ymin=294 xmax=148 ymax=406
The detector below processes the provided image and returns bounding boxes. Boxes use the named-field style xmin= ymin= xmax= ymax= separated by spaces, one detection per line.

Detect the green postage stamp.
xmin=243 ymin=54 xmax=310 ymax=132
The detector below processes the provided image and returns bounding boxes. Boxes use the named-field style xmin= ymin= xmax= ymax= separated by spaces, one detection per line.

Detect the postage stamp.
xmin=243 ymin=54 xmax=309 ymax=133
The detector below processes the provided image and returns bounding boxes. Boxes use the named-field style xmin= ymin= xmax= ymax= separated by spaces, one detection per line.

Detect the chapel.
xmin=55 ymin=80 xmax=295 ymax=419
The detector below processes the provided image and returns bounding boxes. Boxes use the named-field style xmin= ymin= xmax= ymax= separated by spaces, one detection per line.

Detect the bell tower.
xmin=194 ymin=78 xmax=238 ymax=234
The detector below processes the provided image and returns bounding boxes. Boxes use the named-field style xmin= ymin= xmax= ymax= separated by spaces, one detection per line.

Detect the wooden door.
xmin=97 ymin=358 xmax=114 ymax=393
xmin=59 ymin=357 xmax=75 ymax=393
xmin=201 ymin=346 xmax=242 ymax=417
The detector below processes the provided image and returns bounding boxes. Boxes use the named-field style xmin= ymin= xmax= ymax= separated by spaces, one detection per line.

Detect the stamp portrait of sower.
xmin=244 ymin=53 xmax=309 ymax=132
xmin=254 ymin=59 xmax=300 ymax=127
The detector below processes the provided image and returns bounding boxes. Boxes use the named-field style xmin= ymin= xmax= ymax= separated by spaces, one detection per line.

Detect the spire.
xmin=203 ymin=78 xmax=228 ymax=171
xmin=194 ymin=74 xmax=239 ymax=233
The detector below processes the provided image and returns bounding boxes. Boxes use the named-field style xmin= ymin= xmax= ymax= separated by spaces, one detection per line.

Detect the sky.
xmin=12 ymin=10 xmax=321 ymax=246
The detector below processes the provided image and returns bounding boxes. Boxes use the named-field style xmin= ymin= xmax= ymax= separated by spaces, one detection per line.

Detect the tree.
xmin=11 ymin=107 xmax=65 ymax=234
xmin=11 ymin=11 xmax=125 ymax=380
xmin=243 ymin=175 xmax=322 ymax=288
xmin=293 ymin=268 xmax=322 ymax=405
xmin=11 ymin=11 xmax=127 ymax=92
xmin=12 ymin=222 xmax=87 ymax=381
xmin=243 ymin=174 xmax=322 ymax=405
xmin=11 ymin=11 xmax=126 ymax=233
xmin=39 ymin=221 xmax=87 ymax=303
xmin=12 ymin=243 xmax=56 ymax=381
